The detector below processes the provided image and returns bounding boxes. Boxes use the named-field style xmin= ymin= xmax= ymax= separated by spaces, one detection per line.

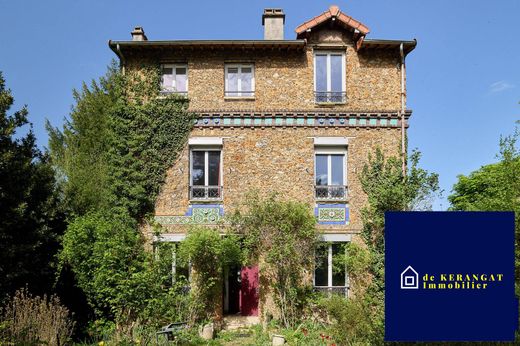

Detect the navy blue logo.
xmin=385 ymin=212 xmax=517 ymax=341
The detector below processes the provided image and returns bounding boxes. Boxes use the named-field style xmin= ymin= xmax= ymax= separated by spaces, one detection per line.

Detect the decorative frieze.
xmin=155 ymin=204 xmax=224 ymax=225
xmin=193 ymin=111 xmax=408 ymax=129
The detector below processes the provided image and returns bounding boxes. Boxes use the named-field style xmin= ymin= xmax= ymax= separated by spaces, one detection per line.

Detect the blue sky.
xmin=0 ymin=0 xmax=518 ymax=209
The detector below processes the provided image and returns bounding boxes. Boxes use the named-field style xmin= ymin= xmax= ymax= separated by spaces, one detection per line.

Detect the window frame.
xmin=313 ymin=51 xmax=346 ymax=103
xmin=314 ymin=147 xmax=347 ymax=186
xmin=160 ymin=63 xmax=188 ymax=95
xmin=224 ymin=63 xmax=255 ymax=98
xmin=189 ymin=147 xmax=223 ymax=200
xmin=313 ymin=242 xmax=348 ymax=288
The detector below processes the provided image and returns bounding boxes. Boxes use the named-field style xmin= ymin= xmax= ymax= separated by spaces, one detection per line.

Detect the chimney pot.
xmin=131 ymin=26 xmax=148 ymax=41
xmin=262 ymin=8 xmax=285 ymax=40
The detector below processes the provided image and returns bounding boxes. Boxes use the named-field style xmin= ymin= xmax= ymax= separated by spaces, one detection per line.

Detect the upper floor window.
xmin=315 ymin=149 xmax=347 ymax=200
xmin=314 ymin=52 xmax=345 ymax=103
xmin=190 ymin=149 xmax=222 ymax=200
xmin=225 ymin=64 xmax=254 ymax=97
xmin=161 ymin=64 xmax=188 ymax=95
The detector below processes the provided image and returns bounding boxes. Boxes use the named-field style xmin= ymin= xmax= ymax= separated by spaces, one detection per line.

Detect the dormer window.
xmin=161 ymin=64 xmax=188 ymax=95
xmin=314 ymin=52 xmax=345 ymax=103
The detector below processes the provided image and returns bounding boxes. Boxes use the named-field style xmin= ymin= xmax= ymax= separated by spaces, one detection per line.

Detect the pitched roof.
xmin=295 ymin=5 xmax=370 ymax=38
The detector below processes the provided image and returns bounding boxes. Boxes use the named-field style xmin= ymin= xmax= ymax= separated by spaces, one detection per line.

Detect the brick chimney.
xmin=131 ymin=26 xmax=148 ymax=41
xmin=262 ymin=8 xmax=285 ymax=40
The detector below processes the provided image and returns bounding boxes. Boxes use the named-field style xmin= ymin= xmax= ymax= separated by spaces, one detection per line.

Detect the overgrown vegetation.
xmin=229 ymin=193 xmax=319 ymax=328
xmin=0 ymin=72 xmax=65 ymax=299
xmin=178 ymin=227 xmax=242 ymax=324
xmin=47 ymin=62 xmax=195 ymax=336
xmin=0 ymin=288 xmax=75 ymax=345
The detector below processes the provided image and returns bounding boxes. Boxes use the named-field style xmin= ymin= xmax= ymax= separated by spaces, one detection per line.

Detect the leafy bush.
xmin=229 ymin=193 xmax=319 ymax=328
xmin=178 ymin=226 xmax=242 ymax=323
xmin=0 ymin=288 xmax=75 ymax=345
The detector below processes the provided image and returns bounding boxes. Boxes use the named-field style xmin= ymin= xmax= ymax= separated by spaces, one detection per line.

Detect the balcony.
xmin=314 ymin=91 xmax=346 ymax=104
xmin=313 ymin=286 xmax=348 ymax=297
xmin=315 ymin=185 xmax=348 ymax=201
xmin=189 ymin=185 xmax=223 ymax=201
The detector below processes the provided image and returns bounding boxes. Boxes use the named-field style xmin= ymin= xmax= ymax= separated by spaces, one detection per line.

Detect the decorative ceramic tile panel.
xmin=155 ymin=204 xmax=224 ymax=225
xmin=315 ymin=204 xmax=349 ymax=225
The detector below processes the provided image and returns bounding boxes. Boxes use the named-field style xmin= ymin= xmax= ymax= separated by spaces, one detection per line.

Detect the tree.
xmin=449 ymin=128 xmax=520 ymax=333
xmin=350 ymin=148 xmax=439 ymax=343
xmin=0 ymin=71 xmax=65 ymax=298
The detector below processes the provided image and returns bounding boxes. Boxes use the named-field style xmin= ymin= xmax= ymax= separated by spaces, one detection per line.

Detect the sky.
xmin=0 ymin=0 xmax=518 ymax=210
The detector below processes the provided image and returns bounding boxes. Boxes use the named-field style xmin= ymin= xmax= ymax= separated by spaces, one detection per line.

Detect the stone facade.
xmin=114 ymin=6 xmax=414 ymax=323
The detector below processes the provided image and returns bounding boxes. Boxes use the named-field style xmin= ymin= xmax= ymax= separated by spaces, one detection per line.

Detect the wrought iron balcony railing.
xmin=224 ymin=90 xmax=255 ymax=97
xmin=189 ymin=185 xmax=223 ymax=200
xmin=313 ymin=286 xmax=348 ymax=297
xmin=314 ymin=91 xmax=346 ymax=103
xmin=315 ymin=185 xmax=348 ymax=200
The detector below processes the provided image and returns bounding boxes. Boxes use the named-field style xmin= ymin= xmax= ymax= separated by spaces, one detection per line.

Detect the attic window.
xmin=161 ymin=64 xmax=188 ymax=95
xmin=314 ymin=52 xmax=346 ymax=103
xmin=225 ymin=64 xmax=255 ymax=98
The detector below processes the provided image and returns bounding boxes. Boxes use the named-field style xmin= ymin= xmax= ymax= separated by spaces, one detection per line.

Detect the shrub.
xmin=178 ymin=226 xmax=242 ymax=324
xmin=0 ymin=288 xmax=75 ymax=345
xmin=229 ymin=193 xmax=319 ymax=328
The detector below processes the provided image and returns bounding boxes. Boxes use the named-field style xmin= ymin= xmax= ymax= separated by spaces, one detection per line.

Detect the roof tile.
xmin=295 ymin=5 xmax=370 ymax=37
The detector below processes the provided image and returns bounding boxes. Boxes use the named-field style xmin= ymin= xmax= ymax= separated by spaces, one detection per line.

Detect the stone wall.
xmin=124 ymin=42 xmax=403 ymax=112
xmin=154 ymin=126 xmax=401 ymax=236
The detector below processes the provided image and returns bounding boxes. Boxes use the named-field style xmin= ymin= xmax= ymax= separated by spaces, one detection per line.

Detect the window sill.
xmin=189 ymin=199 xmax=223 ymax=204
xmin=224 ymin=96 xmax=255 ymax=101
xmin=315 ymin=102 xmax=347 ymax=107
xmin=157 ymin=93 xmax=188 ymax=99
xmin=315 ymin=198 xmax=349 ymax=203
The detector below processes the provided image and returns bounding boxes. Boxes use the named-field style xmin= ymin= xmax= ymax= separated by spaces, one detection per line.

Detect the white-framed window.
xmin=315 ymin=147 xmax=347 ymax=200
xmin=314 ymin=52 xmax=346 ymax=103
xmin=161 ymin=64 xmax=188 ymax=95
xmin=314 ymin=242 xmax=347 ymax=288
xmin=154 ymin=241 xmax=190 ymax=287
xmin=190 ymin=149 xmax=222 ymax=200
xmin=225 ymin=64 xmax=255 ymax=97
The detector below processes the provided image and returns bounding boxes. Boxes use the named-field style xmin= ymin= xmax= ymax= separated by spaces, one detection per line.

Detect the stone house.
xmin=109 ymin=5 xmax=416 ymax=324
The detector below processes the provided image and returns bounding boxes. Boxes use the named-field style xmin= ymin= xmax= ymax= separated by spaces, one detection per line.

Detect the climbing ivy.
xmin=51 ymin=61 xmax=196 ymax=331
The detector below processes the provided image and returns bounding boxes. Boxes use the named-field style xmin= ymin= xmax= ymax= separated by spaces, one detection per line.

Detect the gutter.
xmin=400 ymin=43 xmax=406 ymax=177
xmin=108 ymin=40 xmax=126 ymax=75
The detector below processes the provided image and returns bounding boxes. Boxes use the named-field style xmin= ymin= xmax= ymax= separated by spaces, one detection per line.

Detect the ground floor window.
xmin=154 ymin=242 xmax=190 ymax=287
xmin=314 ymin=242 xmax=347 ymax=288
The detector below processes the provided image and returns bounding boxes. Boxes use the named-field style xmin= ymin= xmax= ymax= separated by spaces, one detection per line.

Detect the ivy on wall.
xmin=49 ymin=61 xmax=196 ymax=331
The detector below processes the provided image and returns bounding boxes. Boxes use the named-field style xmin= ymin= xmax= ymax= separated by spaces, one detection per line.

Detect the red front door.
xmin=239 ymin=265 xmax=259 ymax=316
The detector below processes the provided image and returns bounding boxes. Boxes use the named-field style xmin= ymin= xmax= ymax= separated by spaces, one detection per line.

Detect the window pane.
xmin=314 ymin=244 xmax=328 ymax=286
xmin=330 ymin=55 xmax=343 ymax=92
xmin=315 ymin=154 xmax=328 ymax=186
xmin=191 ymin=151 xmax=205 ymax=185
xmin=315 ymin=55 xmax=327 ymax=92
xmin=332 ymin=243 xmax=346 ymax=286
xmin=227 ymin=67 xmax=238 ymax=93
xmin=330 ymin=155 xmax=344 ymax=185
xmin=175 ymin=67 xmax=187 ymax=92
xmin=241 ymin=67 xmax=253 ymax=96
xmin=207 ymin=151 xmax=221 ymax=186
xmin=161 ymin=67 xmax=174 ymax=91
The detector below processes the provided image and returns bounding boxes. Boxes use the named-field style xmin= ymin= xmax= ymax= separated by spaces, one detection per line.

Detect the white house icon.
xmin=400 ymin=265 xmax=419 ymax=289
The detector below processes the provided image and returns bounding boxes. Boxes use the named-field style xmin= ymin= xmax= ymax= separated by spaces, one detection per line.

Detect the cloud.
xmin=489 ymin=80 xmax=515 ymax=93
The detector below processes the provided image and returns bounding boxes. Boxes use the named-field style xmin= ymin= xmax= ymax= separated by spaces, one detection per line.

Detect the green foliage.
xmin=0 ymin=71 xmax=66 ymax=298
xmin=50 ymin=62 xmax=195 ymax=331
xmin=354 ymin=147 xmax=439 ymax=343
xmin=178 ymin=226 xmax=242 ymax=323
xmin=449 ymin=128 xmax=520 ymax=337
xmin=229 ymin=193 xmax=319 ymax=328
